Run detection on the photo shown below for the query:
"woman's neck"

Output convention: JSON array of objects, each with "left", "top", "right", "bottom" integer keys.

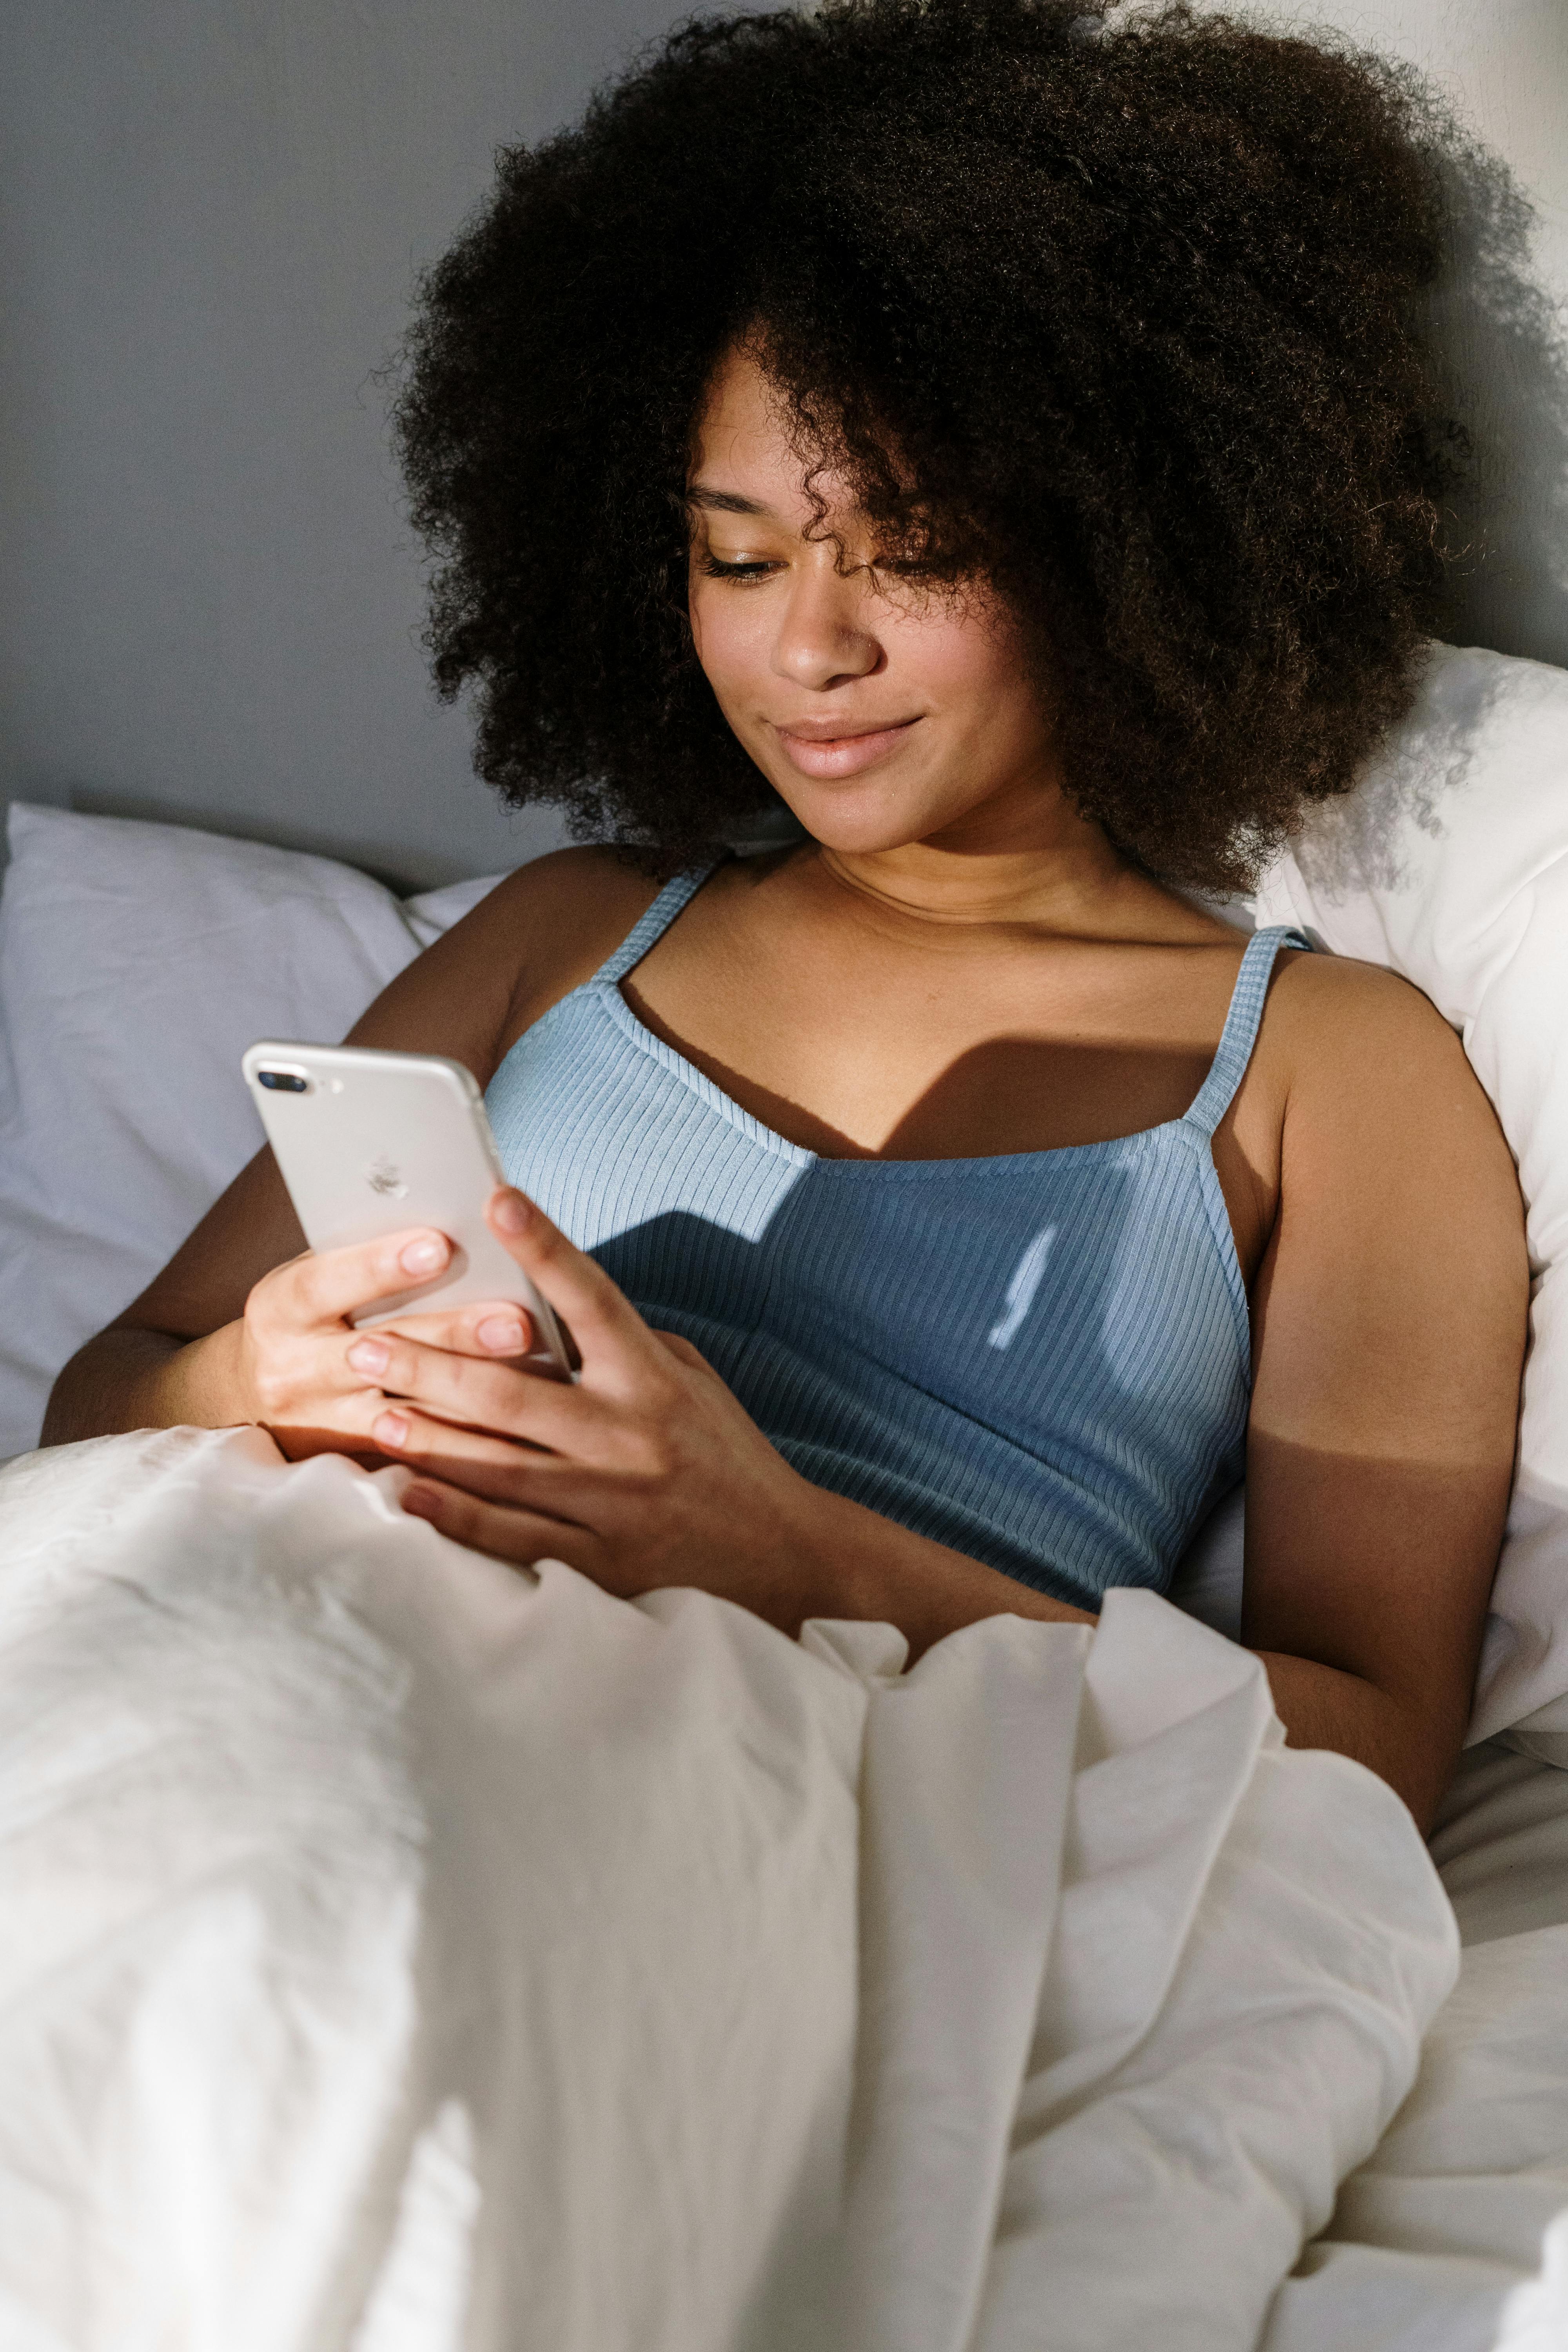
[{"left": 810, "top": 779, "right": 1156, "bottom": 939}]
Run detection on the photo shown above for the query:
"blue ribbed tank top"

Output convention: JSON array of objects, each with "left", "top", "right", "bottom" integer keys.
[{"left": 486, "top": 866, "right": 1307, "bottom": 1610}]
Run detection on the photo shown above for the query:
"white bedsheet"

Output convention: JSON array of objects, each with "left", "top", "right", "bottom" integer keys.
[
  {"left": 1434, "top": 1739, "right": 1568, "bottom": 1950},
  {"left": 0, "top": 1427, "right": 1459, "bottom": 2352},
  {"left": 1258, "top": 1747, "right": 1568, "bottom": 2352}
]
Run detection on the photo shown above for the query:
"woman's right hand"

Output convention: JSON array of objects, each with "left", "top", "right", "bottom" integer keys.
[{"left": 236, "top": 1228, "right": 537, "bottom": 1461}]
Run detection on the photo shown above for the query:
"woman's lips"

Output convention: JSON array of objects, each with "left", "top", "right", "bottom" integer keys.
[{"left": 772, "top": 717, "right": 922, "bottom": 779}]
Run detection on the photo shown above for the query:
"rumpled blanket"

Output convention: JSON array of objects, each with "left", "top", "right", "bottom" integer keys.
[{"left": 0, "top": 1426, "right": 1457, "bottom": 2351}]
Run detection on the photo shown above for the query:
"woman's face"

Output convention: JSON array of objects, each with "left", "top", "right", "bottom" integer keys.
[{"left": 686, "top": 346, "right": 1063, "bottom": 857}]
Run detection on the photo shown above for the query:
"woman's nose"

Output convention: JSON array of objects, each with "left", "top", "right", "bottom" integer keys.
[{"left": 769, "top": 559, "right": 884, "bottom": 691}]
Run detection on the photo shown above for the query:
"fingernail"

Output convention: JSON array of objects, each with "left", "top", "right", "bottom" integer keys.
[
  {"left": 347, "top": 1338, "right": 390, "bottom": 1376},
  {"left": 374, "top": 1411, "right": 410, "bottom": 1446},
  {"left": 477, "top": 1314, "right": 526, "bottom": 1354},
  {"left": 401, "top": 1484, "right": 440, "bottom": 1522},
  {"left": 492, "top": 1191, "right": 529, "bottom": 1235},
  {"left": 401, "top": 1234, "right": 448, "bottom": 1276}
]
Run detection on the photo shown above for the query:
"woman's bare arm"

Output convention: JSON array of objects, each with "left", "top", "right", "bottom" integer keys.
[
  {"left": 1236, "top": 956, "right": 1528, "bottom": 1829},
  {"left": 42, "top": 849, "right": 653, "bottom": 1445}
]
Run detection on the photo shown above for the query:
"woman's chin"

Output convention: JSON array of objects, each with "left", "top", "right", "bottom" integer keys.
[
  {"left": 785, "top": 811, "right": 939, "bottom": 858},
  {"left": 771, "top": 778, "right": 960, "bottom": 859}
]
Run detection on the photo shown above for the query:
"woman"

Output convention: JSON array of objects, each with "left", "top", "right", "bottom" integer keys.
[{"left": 46, "top": 0, "right": 1527, "bottom": 1831}]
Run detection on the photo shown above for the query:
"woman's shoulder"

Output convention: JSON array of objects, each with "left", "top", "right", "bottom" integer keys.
[
  {"left": 483, "top": 843, "right": 661, "bottom": 964},
  {"left": 1259, "top": 946, "right": 1507, "bottom": 1180},
  {"left": 465, "top": 846, "right": 667, "bottom": 1057},
  {"left": 348, "top": 846, "right": 663, "bottom": 1085},
  {"left": 1265, "top": 945, "right": 1465, "bottom": 1079}
]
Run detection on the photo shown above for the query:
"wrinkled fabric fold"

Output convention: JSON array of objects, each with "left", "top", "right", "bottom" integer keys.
[{"left": 0, "top": 1429, "right": 1455, "bottom": 2351}]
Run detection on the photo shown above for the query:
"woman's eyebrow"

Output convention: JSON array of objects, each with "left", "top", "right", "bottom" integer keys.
[{"left": 686, "top": 483, "right": 773, "bottom": 515}]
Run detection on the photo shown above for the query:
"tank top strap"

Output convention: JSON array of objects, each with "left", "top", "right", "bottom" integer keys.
[
  {"left": 591, "top": 858, "right": 726, "bottom": 986},
  {"left": 1181, "top": 924, "right": 1312, "bottom": 1140}
]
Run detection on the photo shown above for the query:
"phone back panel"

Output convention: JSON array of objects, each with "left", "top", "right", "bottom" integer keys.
[{"left": 242, "top": 1041, "right": 570, "bottom": 1363}]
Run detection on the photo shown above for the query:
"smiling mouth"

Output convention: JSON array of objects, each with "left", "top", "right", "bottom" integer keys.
[{"left": 772, "top": 716, "right": 922, "bottom": 779}]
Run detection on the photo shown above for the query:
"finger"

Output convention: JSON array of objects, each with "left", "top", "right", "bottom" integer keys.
[
  {"left": 258, "top": 1229, "right": 454, "bottom": 1330},
  {"left": 485, "top": 1190, "right": 656, "bottom": 1373},
  {"left": 372, "top": 1406, "right": 527, "bottom": 1473},
  {"left": 345, "top": 1329, "right": 600, "bottom": 1453},
  {"left": 373, "top": 1302, "right": 536, "bottom": 1360},
  {"left": 252, "top": 1372, "right": 436, "bottom": 1459},
  {"left": 400, "top": 1475, "right": 596, "bottom": 1574},
  {"left": 370, "top": 1403, "right": 606, "bottom": 1501}
]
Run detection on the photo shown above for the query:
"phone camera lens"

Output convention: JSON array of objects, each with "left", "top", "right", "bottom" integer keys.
[{"left": 258, "top": 1069, "right": 309, "bottom": 1093}]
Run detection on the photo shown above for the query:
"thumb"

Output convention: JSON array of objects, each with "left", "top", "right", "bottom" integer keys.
[{"left": 485, "top": 1188, "right": 650, "bottom": 1372}]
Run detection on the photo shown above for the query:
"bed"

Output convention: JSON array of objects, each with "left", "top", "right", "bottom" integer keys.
[{"left": 2, "top": 637, "right": 1567, "bottom": 2349}]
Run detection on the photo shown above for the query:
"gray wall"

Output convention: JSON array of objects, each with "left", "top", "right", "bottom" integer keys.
[
  {"left": 0, "top": 0, "right": 723, "bottom": 887},
  {"left": 2, "top": 0, "right": 1564, "bottom": 889}
]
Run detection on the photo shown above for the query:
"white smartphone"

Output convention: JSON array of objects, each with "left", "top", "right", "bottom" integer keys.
[{"left": 241, "top": 1040, "right": 574, "bottom": 1376}]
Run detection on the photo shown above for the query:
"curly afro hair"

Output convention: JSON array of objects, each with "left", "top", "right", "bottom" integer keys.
[{"left": 396, "top": 0, "right": 1469, "bottom": 889}]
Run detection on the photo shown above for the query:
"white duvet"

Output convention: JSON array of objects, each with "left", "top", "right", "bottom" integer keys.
[{"left": 0, "top": 1428, "right": 1461, "bottom": 2351}]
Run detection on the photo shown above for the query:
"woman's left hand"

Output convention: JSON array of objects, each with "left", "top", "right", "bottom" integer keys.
[{"left": 355, "top": 1187, "right": 841, "bottom": 1628}]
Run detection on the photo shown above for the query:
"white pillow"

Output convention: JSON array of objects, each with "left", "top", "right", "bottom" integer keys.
[
  {"left": 1253, "top": 643, "right": 1568, "bottom": 1755},
  {"left": 0, "top": 805, "right": 499, "bottom": 1463}
]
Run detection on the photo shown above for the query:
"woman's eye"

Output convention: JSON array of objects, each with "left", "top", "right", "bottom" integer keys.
[{"left": 697, "top": 553, "right": 777, "bottom": 582}]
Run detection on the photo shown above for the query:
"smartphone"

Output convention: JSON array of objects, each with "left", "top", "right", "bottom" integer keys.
[{"left": 241, "top": 1040, "right": 574, "bottom": 1376}]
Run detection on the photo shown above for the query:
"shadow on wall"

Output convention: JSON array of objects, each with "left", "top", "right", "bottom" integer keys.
[{"left": 1428, "top": 132, "right": 1568, "bottom": 671}]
